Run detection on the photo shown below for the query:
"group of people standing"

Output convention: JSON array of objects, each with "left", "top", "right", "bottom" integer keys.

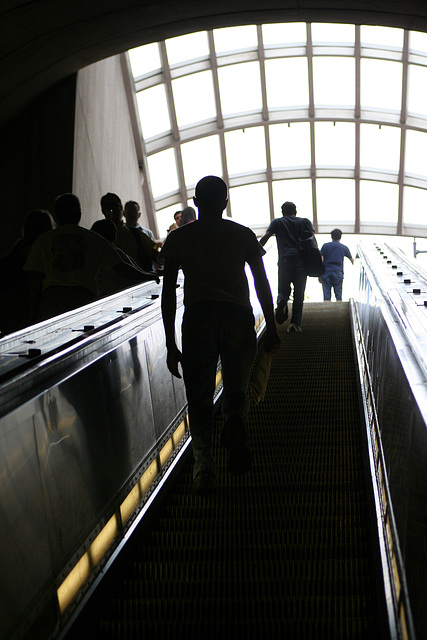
[{"left": 0, "top": 192, "right": 164, "bottom": 334}]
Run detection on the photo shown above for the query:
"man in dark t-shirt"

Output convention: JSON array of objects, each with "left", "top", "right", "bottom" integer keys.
[
  {"left": 160, "top": 176, "right": 280, "bottom": 495},
  {"left": 260, "top": 201, "right": 315, "bottom": 331}
]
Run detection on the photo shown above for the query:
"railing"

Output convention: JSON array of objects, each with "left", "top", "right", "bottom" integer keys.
[{"left": 355, "top": 242, "right": 427, "bottom": 640}]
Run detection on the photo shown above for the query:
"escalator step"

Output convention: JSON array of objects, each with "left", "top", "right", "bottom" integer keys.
[{"left": 66, "top": 303, "right": 387, "bottom": 639}]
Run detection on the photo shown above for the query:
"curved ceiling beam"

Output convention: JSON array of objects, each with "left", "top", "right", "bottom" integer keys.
[{"left": 1, "top": 0, "right": 427, "bottom": 128}]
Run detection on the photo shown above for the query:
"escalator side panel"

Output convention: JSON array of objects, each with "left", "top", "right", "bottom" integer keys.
[
  {"left": 0, "top": 312, "right": 185, "bottom": 640},
  {"left": 144, "top": 305, "right": 186, "bottom": 442},
  {"left": 0, "top": 402, "right": 54, "bottom": 640},
  {"left": 357, "top": 294, "right": 427, "bottom": 640}
]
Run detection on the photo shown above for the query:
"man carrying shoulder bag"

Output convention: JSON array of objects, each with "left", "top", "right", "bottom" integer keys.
[{"left": 260, "top": 201, "right": 318, "bottom": 332}]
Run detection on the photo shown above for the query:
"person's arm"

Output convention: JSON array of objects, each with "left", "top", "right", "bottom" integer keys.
[
  {"left": 248, "top": 253, "right": 280, "bottom": 354},
  {"left": 318, "top": 254, "right": 325, "bottom": 283},
  {"left": 345, "top": 246, "right": 354, "bottom": 265},
  {"left": 259, "top": 230, "right": 273, "bottom": 247},
  {"left": 136, "top": 229, "right": 163, "bottom": 264},
  {"left": 161, "top": 258, "right": 182, "bottom": 378}
]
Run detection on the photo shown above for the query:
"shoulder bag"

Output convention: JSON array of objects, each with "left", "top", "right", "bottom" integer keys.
[{"left": 298, "top": 220, "right": 325, "bottom": 277}]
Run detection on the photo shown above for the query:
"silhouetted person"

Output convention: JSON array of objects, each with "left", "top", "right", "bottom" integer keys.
[
  {"left": 161, "top": 175, "right": 280, "bottom": 496},
  {"left": 167, "top": 210, "right": 182, "bottom": 233},
  {"left": 91, "top": 219, "right": 157, "bottom": 296},
  {"left": 124, "top": 200, "right": 156, "bottom": 242},
  {"left": 101, "top": 192, "right": 160, "bottom": 272},
  {"left": 320, "top": 228, "right": 354, "bottom": 301},
  {"left": 91, "top": 219, "right": 138, "bottom": 265},
  {"left": 1, "top": 209, "right": 54, "bottom": 286},
  {"left": 180, "top": 206, "right": 196, "bottom": 226},
  {"left": 24, "top": 193, "right": 157, "bottom": 322},
  {"left": 0, "top": 209, "right": 54, "bottom": 333},
  {"left": 260, "top": 201, "right": 315, "bottom": 332}
]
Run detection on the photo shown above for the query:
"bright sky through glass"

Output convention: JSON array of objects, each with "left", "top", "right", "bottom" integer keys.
[
  {"left": 225, "top": 127, "right": 267, "bottom": 175},
  {"left": 181, "top": 136, "right": 222, "bottom": 186},
  {"left": 128, "top": 22, "right": 427, "bottom": 239}
]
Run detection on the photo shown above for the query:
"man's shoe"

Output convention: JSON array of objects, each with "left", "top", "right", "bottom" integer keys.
[
  {"left": 275, "top": 302, "right": 288, "bottom": 325},
  {"left": 287, "top": 323, "right": 302, "bottom": 332},
  {"left": 193, "top": 469, "right": 216, "bottom": 496}
]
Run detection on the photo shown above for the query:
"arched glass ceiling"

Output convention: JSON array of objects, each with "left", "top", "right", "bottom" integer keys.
[{"left": 128, "top": 23, "right": 427, "bottom": 238}]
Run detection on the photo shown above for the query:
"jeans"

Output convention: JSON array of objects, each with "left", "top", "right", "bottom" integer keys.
[
  {"left": 321, "top": 270, "right": 343, "bottom": 300},
  {"left": 277, "top": 255, "right": 307, "bottom": 327},
  {"left": 181, "top": 301, "right": 257, "bottom": 478}
]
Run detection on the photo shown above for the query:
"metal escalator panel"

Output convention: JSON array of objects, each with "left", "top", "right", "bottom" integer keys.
[{"left": 65, "top": 302, "right": 389, "bottom": 639}]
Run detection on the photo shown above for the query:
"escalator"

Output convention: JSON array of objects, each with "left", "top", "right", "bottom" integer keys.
[{"left": 63, "top": 302, "right": 390, "bottom": 639}]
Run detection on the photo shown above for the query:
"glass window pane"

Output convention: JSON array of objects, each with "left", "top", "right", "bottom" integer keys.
[
  {"left": 361, "top": 59, "right": 402, "bottom": 111},
  {"left": 403, "top": 186, "right": 427, "bottom": 226},
  {"left": 156, "top": 203, "right": 184, "bottom": 239},
  {"left": 360, "top": 25, "right": 404, "bottom": 48},
  {"left": 229, "top": 182, "right": 270, "bottom": 226},
  {"left": 166, "top": 31, "right": 209, "bottom": 65},
  {"left": 405, "top": 129, "right": 427, "bottom": 177},
  {"left": 172, "top": 71, "right": 216, "bottom": 127},
  {"left": 262, "top": 23, "right": 307, "bottom": 46},
  {"left": 272, "top": 179, "right": 313, "bottom": 220},
  {"left": 218, "top": 62, "right": 262, "bottom": 116},
  {"left": 316, "top": 179, "right": 355, "bottom": 223},
  {"left": 407, "top": 64, "right": 427, "bottom": 117},
  {"left": 360, "top": 181, "right": 398, "bottom": 224},
  {"left": 311, "top": 23, "right": 355, "bottom": 44},
  {"left": 313, "top": 58, "right": 355, "bottom": 106},
  {"left": 136, "top": 85, "right": 171, "bottom": 139},
  {"left": 270, "top": 122, "right": 311, "bottom": 168},
  {"left": 213, "top": 25, "right": 258, "bottom": 53},
  {"left": 265, "top": 58, "right": 309, "bottom": 108},
  {"left": 181, "top": 136, "right": 222, "bottom": 187},
  {"left": 129, "top": 43, "right": 161, "bottom": 77},
  {"left": 147, "top": 148, "right": 179, "bottom": 198},
  {"left": 410, "top": 30, "right": 427, "bottom": 54},
  {"left": 360, "top": 124, "right": 401, "bottom": 172},
  {"left": 315, "top": 122, "right": 354, "bottom": 166},
  {"left": 225, "top": 127, "right": 266, "bottom": 175}
]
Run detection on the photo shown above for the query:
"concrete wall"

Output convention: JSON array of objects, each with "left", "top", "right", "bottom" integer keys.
[
  {"left": 0, "top": 76, "right": 76, "bottom": 256},
  {"left": 73, "top": 55, "right": 146, "bottom": 230},
  {"left": 0, "top": 53, "right": 147, "bottom": 256}
]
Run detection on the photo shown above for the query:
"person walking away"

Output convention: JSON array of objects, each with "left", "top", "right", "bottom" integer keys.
[
  {"left": 160, "top": 176, "right": 280, "bottom": 496},
  {"left": 260, "top": 201, "right": 315, "bottom": 332},
  {"left": 320, "top": 228, "right": 354, "bottom": 301}
]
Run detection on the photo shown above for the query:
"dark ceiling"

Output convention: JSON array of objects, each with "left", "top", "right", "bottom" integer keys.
[{"left": 2, "top": 0, "right": 427, "bottom": 129}]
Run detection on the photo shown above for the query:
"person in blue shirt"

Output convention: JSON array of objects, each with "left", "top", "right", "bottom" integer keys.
[{"left": 320, "top": 229, "right": 354, "bottom": 301}]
